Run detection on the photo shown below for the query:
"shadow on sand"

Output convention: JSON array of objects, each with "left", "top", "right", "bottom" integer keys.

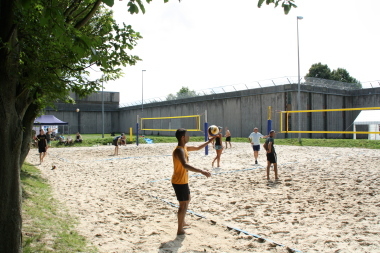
[
  {"left": 158, "top": 235, "right": 185, "bottom": 253},
  {"left": 266, "top": 179, "right": 282, "bottom": 188}
]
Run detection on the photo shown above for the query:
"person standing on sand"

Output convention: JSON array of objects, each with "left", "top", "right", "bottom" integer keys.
[
  {"left": 212, "top": 126, "right": 223, "bottom": 168},
  {"left": 265, "top": 130, "right": 278, "bottom": 181},
  {"left": 248, "top": 127, "right": 268, "bottom": 164},
  {"left": 172, "top": 128, "right": 215, "bottom": 235},
  {"left": 46, "top": 129, "right": 51, "bottom": 152},
  {"left": 36, "top": 129, "right": 47, "bottom": 164},
  {"left": 224, "top": 127, "right": 232, "bottom": 149}
]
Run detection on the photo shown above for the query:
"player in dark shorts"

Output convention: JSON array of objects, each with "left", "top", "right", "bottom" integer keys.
[
  {"left": 113, "top": 133, "right": 125, "bottom": 155},
  {"left": 265, "top": 130, "right": 278, "bottom": 180},
  {"left": 46, "top": 129, "right": 51, "bottom": 150},
  {"left": 224, "top": 127, "right": 232, "bottom": 149},
  {"left": 212, "top": 126, "right": 223, "bottom": 168},
  {"left": 172, "top": 128, "right": 215, "bottom": 235},
  {"left": 172, "top": 184, "right": 190, "bottom": 202},
  {"left": 36, "top": 129, "right": 47, "bottom": 164}
]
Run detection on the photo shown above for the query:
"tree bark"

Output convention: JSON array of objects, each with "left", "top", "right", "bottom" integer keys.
[
  {"left": 0, "top": 54, "right": 23, "bottom": 253},
  {"left": 0, "top": 0, "right": 23, "bottom": 252},
  {"left": 20, "top": 105, "right": 38, "bottom": 168},
  {"left": 74, "top": 0, "right": 102, "bottom": 29}
]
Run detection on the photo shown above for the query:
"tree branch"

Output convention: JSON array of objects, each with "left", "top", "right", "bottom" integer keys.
[
  {"left": 74, "top": 0, "right": 102, "bottom": 29},
  {"left": 64, "top": 0, "right": 83, "bottom": 18},
  {"left": 71, "top": 4, "right": 93, "bottom": 24}
]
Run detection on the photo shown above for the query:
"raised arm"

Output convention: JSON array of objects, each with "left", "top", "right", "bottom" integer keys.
[
  {"left": 173, "top": 148, "right": 211, "bottom": 177},
  {"left": 187, "top": 136, "right": 216, "bottom": 152}
]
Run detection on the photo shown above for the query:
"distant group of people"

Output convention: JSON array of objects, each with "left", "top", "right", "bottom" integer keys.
[
  {"left": 57, "top": 132, "right": 82, "bottom": 145},
  {"left": 34, "top": 128, "right": 127, "bottom": 160},
  {"left": 208, "top": 126, "right": 277, "bottom": 181},
  {"left": 33, "top": 129, "right": 83, "bottom": 164},
  {"left": 248, "top": 128, "right": 278, "bottom": 180},
  {"left": 171, "top": 127, "right": 278, "bottom": 235}
]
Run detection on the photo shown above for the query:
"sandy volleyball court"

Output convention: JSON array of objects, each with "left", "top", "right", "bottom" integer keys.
[{"left": 26, "top": 142, "right": 380, "bottom": 252}]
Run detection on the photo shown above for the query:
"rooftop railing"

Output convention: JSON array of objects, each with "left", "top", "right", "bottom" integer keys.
[{"left": 119, "top": 76, "right": 379, "bottom": 108}]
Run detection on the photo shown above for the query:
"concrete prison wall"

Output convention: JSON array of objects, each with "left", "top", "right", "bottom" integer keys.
[
  {"left": 43, "top": 85, "right": 380, "bottom": 139},
  {"left": 119, "top": 84, "right": 380, "bottom": 139}
]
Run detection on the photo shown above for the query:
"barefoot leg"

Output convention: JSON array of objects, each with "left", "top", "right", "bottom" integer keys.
[{"left": 177, "top": 200, "right": 189, "bottom": 235}]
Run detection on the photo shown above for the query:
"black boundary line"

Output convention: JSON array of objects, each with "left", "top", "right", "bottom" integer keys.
[
  {"left": 142, "top": 190, "right": 303, "bottom": 253},
  {"left": 50, "top": 150, "right": 171, "bottom": 164},
  {"left": 148, "top": 161, "right": 299, "bottom": 183},
  {"left": 148, "top": 149, "right": 368, "bottom": 183}
]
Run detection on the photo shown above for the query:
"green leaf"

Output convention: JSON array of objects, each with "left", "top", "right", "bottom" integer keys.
[
  {"left": 257, "top": 0, "right": 265, "bottom": 8},
  {"left": 102, "top": 0, "right": 114, "bottom": 7},
  {"left": 135, "top": 0, "right": 146, "bottom": 14},
  {"left": 127, "top": 2, "right": 139, "bottom": 14},
  {"left": 283, "top": 4, "right": 290, "bottom": 14}
]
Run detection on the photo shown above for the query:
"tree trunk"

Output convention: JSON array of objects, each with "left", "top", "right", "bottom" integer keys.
[
  {"left": 20, "top": 105, "right": 39, "bottom": 168},
  {"left": 0, "top": 0, "right": 23, "bottom": 252},
  {"left": 0, "top": 62, "right": 23, "bottom": 253}
]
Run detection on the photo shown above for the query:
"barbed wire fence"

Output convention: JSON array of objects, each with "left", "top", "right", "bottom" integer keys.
[{"left": 119, "top": 76, "right": 379, "bottom": 108}]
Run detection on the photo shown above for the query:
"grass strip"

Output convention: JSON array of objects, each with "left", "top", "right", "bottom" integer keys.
[{"left": 22, "top": 163, "right": 97, "bottom": 253}]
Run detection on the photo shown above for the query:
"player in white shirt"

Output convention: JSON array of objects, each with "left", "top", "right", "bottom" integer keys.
[{"left": 248, "top": 127, "right": 268, "bottom": 164}]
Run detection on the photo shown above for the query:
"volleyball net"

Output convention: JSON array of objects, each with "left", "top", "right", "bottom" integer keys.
[
  {"left": 140, "top": 114, "right": 201, "bottom": 132},
  {"left": 279, "top": 107, "right": 380, "bottom": 136},
  {"left": 137, "top": 113, "right": 211, "bottom": 154}
]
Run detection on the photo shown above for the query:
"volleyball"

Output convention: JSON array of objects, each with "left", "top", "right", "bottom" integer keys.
[{"left": 208, "top": 125, "right": 219, "bottom": 136}]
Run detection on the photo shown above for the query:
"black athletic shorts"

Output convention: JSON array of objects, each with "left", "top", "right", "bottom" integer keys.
[
  {"left": 112, "top": 139, "right": 118, "bottom": 146},
  {"left": 252, "top": 145, "right": 260, "bottom": 151},
  {"left": 38, "top": 146, "right": 46, "bottom": 153},
  {"left": 226, "top": 136, "right": 231, "bottom": 142},
  {"left": 172, "top": 183, "right": 190, "bottom": 201},
  {"left": 266, "top": 152, "right": 277, "bottom": 163}
]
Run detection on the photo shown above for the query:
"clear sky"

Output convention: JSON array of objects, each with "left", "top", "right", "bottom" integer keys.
[{"left": 98, "top": 0, "right": 380, "bottom": 106}]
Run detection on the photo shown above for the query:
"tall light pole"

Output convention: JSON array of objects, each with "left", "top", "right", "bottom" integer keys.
[
  {"left": 142, "top": 70, "right": 146, "bottom": 114},
  {"left": 297, "top": 16, "right": 303, "bottom": 143}
]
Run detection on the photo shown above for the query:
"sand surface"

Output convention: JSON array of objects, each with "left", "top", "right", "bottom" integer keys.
[{"left": 26, "top": 142, "right": 380, "bottom": 252}]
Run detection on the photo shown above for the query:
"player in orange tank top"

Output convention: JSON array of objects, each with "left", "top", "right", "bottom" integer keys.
[{"left": 172, "top": 128, "right": 215, "bottom": 235}]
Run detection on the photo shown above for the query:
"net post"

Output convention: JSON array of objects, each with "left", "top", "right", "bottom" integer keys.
[
  {"left": 286, "top": 112, "right": 289, "bottom": 132},
  {"left": 129, "top": 127, "right": 132, "bottom": 142},
  {"left": 204, "top": 122, "right": 209, "bottom": 156},
  {"left": 205, "top": 110, "right": 208, "bottom": 156},
  {"left": 136, "top": 115, "right": 139, "bottom": 146},
  {"left": 267, "top": 106, "right": 272, "bottom": 135}
]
